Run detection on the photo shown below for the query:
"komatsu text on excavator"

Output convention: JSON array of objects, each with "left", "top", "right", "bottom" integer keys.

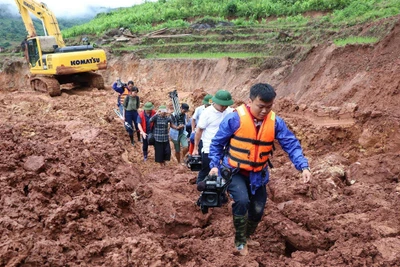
[{"left": 15, "top": 0, "right": 107, "bottom": 96}]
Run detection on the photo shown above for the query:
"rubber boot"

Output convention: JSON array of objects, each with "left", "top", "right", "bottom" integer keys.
[
  {"left": 143, "top": 151, "right": 148, "bottom": 161},
  {"left": 129, "top": 133, "right": 135, "bottom": 146},
  {"left": 137, "top": 131, "right": 142, "bottom": 142},
  {"left": 246, "top": 219, "right": 260, "bottom": 247},
  {"left": 233, "top": 215, "right": 248, "bottom": 256}
]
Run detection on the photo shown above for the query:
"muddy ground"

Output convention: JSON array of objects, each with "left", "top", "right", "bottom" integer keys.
[{"left": 1, "top": 18, "right": 400, "bottom": 267}]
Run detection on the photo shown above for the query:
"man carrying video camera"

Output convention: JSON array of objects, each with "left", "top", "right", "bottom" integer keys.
[
  {"left": 208, "top": 83, "right": 312, "bottom": 256},
  {"left": 192, "top": 90, "right": 234, "bottom": 184}
]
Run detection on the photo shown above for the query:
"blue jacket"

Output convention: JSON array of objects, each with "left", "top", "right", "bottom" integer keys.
[
  {"left": 112, "top": 82, "right": 124, "bottom": 94},
  {"left": 112, "top": 82, "right": 125, "bottom": 106},
  {"left": 209, "top": 111, "right": 309, "bottom": 194}
]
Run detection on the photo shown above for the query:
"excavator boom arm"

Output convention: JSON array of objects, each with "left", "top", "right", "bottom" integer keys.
[{"left": 14, "top": 0, "right": 65, "bottom": 47}]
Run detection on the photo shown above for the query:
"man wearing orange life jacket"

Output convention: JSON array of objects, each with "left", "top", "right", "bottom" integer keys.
[
  {"left": 112, "top": 79, "right": 135, "bottom": 115},
  {"left": 137, "top": 102, "right": 156, "bottom": 161},
  {"left": 208, "top": 83, "right": 312, "bottom": 256}
]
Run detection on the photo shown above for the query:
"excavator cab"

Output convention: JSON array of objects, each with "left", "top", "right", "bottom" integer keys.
[
  {"left": 26, "top": 38, "right": 40, "bottom": 67},
  {"left": 26, "top": 36, "right": 58, "bottom": 68}
]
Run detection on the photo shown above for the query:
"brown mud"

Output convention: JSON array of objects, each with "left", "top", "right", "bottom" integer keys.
[{"left": 0, "top": 18, "right": 400, "bottom": 267}]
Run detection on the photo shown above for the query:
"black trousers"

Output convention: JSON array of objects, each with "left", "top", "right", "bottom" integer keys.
[
  {"left": 196, "top": 152, "right": 211, "bottom": 184},
  {"left": 154, "top": 141, "right": 171, "bottom": 163},
  {"left": 228, "top": 173, "right": 267, "bottom": 220}
]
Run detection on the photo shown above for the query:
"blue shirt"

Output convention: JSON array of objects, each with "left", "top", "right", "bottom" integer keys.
[
  {"left": 112, "top": 82, "right": 124, "bottom": 94},
  {"left": 112, "top": 82, "right": 128, "bottom": 106}
]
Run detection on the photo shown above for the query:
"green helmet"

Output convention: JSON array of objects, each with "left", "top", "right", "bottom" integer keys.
[
  {"left": 143, "top": 102, "right": 154, "bottom": 110},
  {"left": 202, "top": 94, "right": 213, "bottom": 105},
  {"left": 211, "top": 90, "right": 234, "bottom": 106}
]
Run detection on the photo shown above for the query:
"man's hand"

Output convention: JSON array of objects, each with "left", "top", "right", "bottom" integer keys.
[
  {"left": 209, "top": 167, "right": 218, "bottom": 176},
  {"left": 302, "top": 169, "right": 312, "bottom": 183},
  {"left": 192, "top": 147, "right": 198, "bottom": 156}
]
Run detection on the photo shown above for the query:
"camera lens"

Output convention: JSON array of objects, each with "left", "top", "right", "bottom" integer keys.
[
  {"left": 221, "top": 167, "right": 232, "bottom": 179},
  {"left": 206, "top": 194, "right": 216, "bottom": 203}
]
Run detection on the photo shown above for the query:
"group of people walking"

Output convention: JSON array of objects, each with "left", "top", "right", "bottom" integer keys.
[
  {"left": 112, "top": 79, "right": 312, "bottom": 256},
  {"left": 112, "top": 79, "right": 190, "bottom": 165}
]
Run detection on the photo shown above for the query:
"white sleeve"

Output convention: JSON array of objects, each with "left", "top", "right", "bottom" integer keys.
[
  {"left": 193, "top": 107, "right": 200, "bottom": 121},
  {"left": 196, "top": 109, "right": 208, "bottom": 130}
]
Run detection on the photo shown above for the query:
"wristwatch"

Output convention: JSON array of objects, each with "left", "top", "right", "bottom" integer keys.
[{"left": 301, "top": 167, "right": 311, "bottom": 172}]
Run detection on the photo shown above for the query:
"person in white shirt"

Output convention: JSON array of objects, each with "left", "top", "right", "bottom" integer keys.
[
  {"left": 191, "top": 94, "right": 213, "bottom": 130},
  {"left": 193, "top": 90, "right": 234, "bottom": 184},
  {"left": 190, "top": 94, "right": 213, "bottom": 155}
]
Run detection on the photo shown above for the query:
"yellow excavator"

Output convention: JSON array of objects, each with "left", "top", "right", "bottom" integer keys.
[{"left": 14, "top": 0, "right": 107, "bottom": 96}]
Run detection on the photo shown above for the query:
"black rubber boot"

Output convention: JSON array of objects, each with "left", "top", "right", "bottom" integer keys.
[
  {"left": 233, "top": 215, "right": 248, "bottom": 256},
  {"left": 246, "top": 219, "right": 261, "bottom": 247},
  {"left": 129, "top": 133, "right": 135, "bottom": 146},
  {"left": 233, "top": 215, "right": 247, "bottom": 247},
  {"left": 246, "top": 219, "right": 260, "bottom": 238}
]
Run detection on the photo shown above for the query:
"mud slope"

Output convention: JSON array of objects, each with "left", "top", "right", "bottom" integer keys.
[{"left": 1, "top": 19, "right": 400, "bottom": 266}]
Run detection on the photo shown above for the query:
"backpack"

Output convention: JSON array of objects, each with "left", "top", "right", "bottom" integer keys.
[{"left": 124, "top": 95, "right": 139, "bottom": 109}]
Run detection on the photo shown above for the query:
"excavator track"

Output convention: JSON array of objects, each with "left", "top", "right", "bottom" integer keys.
[
  {"left": 56, "top": 72, "right": 104, "bottom": 89},
  {"left": 81, "top": 72, "right": 105, "bottom": 89},
  {"left": 30, "top": 76, "right": 61, "bottom": 97}
]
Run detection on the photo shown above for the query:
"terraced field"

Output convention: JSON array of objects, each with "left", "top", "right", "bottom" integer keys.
[{"left": 104, "top": 16, "right": 396, "bottom": 60}]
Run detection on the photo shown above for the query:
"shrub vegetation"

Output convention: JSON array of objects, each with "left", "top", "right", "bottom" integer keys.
[{"left": 63, "top": 0, "right": 400, "bottom": 37}]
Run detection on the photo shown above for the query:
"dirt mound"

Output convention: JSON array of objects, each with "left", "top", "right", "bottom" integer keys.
[
  {"left": 0, "top": 57, "right": 30, "bottom": 92},
  {"left": 1, "top": 18, "right": 400, "bottom": 266}
]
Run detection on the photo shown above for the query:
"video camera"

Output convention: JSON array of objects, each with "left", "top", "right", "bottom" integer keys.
[
  {"left": 196, "top": 167, "right": 232, "bottom": 214},
  {"left": 117, "top": 78, "right": 127, "bottom": 88},
  {"left": 185, "top": 155, "right": 202, "bottom": 171},
  {"left": 168, "top": 90, "right": 185, "bottom": 125}
]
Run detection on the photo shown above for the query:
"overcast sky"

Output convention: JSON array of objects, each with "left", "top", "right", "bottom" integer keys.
[{"left": 1, "top": 0, "right": 152, "bottom": 17}]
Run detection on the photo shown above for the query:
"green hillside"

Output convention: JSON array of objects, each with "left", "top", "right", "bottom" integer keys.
[
  {"left": 63, "top": 0, "right": 400, "bottom": 37},
  {"left": 2, "top": 0, "right": 399, "bottom": 59},
  {"left": 59, "top": 0, "right": 400, "bottom": 60},
  {"left": 0, "top": 3, "right": 93, "bottom": 49}
]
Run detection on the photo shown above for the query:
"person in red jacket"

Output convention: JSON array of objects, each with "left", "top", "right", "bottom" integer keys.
[{"left": 137, "top": 102, "right": 156, "bottom": 161}]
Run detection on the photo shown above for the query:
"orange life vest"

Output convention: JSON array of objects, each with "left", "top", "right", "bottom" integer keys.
[
  {"left": 139, "top": 110, "right": 156, "bottom": 132},
  {"left": 228, "top": 104, "right": 275, "bottom": 172},
  {"left": 119, "top": 87, "right": 130, "bottom": 105}
]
